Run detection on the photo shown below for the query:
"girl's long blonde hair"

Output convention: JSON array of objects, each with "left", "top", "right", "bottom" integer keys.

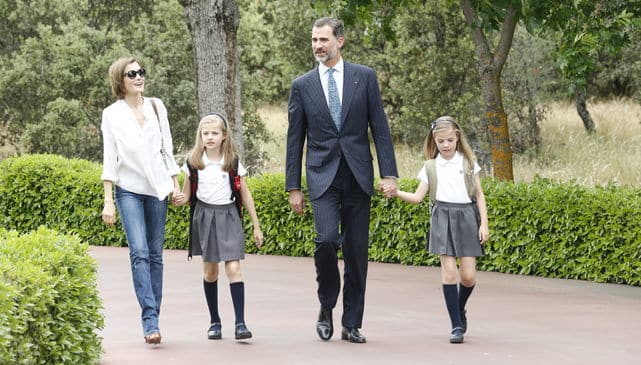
[
  {"left": 423, "top": 115, "right": 476, "bottom": 164},
  {"left": 187, "top": 114, "right": 237, "bottom": 171}
]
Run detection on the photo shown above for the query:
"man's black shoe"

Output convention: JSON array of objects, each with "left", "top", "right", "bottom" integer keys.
[
  {"left": 316, "top": 310, "right": 333, "bottom": 340},
  {"left": 341, "top": 327, "right": 366, "bottom": 343}
]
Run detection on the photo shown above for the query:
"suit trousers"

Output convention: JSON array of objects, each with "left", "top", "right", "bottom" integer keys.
[{"left": 310, "top": 157, "right": 371, "bottom": 328}]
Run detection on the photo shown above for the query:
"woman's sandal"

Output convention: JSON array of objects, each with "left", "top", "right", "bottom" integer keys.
[{"left": 144, "top": 332, "right": 162, "bottom": 344}]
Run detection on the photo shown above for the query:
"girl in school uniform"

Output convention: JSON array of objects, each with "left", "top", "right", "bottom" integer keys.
[
  {"left": 386, "top": 115, "right": 489, "bottom": 344},
  {"left": 173, "top": 113, "right": 263, "bottom": 340}
]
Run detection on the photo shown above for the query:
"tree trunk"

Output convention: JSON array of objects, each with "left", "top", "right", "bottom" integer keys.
[
  {"left": 179, "top": 0, "right": 244, "bottom": 155},
  {"left": 575, "top": 89, "right": 596, "bottom": 133},
  {"left": 460, "top": 0, "right": 515, "bottom": 181},
  {"left": 480, "top": 70, "right": 514, "bottom": 181}
]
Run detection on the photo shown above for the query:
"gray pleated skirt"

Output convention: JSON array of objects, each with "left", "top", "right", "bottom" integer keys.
[
  {"left": 191, "top": 200, "right": 245, "bottom": 263},
  {"left": 427, "top": 201, "right": 484, "bottom": 257}
]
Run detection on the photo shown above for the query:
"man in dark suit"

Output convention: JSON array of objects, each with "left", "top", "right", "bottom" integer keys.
[{"left": 286, "top": 17, "right": 398, "bottom": 344}]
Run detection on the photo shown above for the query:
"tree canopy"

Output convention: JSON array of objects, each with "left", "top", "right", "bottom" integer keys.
[{"left": 1, "top": 0, "right": 640, "bottom": 178}]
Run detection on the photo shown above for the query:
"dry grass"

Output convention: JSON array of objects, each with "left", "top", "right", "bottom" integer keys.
[
  {"left": 514, "top": 99, "right": 641, "bottom": 186},
  {"left": 260, "top": 99, "right": 641, "bottom": 186}
]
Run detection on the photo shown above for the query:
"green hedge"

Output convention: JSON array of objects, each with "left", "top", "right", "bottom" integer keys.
[
  {"left": 0, "top": 227, "right": 103, "bottom": 365},
  {"left": 1, "top": 154, "right": 640, "bottom": 285}
]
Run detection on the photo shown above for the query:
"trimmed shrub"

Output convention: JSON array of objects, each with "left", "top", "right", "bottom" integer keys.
[
  {"left": 0, "top": 154, "right": 123, "bottom": 247},
  {"left": 0, "top": 227, "right": 103, "bottom": 365},
  {"left": 1, "top": 154, "right": 640, "bottom": 286},
  {"left": 480, "top": 178, "right": 641, "bottom": 284}
]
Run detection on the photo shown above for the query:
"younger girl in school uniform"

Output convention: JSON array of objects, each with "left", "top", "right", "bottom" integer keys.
[
  {"left": 173, "top": 113, "right": 263, "bottom": 340},
  {"left": 386, "top": 115, "right": 489, "bottom": 344}
]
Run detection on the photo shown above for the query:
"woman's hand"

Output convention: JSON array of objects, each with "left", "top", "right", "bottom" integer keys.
[
  {"left": 172, "top": 192, "right": 187, "bottom": 206},
  {"left": 102, "top": 201, "right": 116, "bottom": 226}
]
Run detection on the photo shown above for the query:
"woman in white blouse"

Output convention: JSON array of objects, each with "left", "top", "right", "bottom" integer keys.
[{"left": 101, "top": 56, "right": 180, "bottom": 345}]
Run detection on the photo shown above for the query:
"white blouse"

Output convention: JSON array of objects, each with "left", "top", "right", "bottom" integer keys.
[
  {"left": 417, "top": 151, "right": 480, "bottom": 203},
  {"left": 101, "top": 97, "right": 180, "bottom": 200},
  {"left": 182, "top": 154, "right": 247, "bottom": 205}
]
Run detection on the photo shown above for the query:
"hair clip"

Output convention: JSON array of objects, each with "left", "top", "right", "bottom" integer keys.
[{"left": 430, "top": 121, "right": 436, "bottom": 130}]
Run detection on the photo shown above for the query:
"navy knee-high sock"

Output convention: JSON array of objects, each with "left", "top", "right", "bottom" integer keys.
[
  {"left": 443, "top": 284, "right": 462, "bottom": 329},
  {"left": 458, "top": 284, "right": 475, "bottom": 312},
  {"left": 203, "top": 279, "right": 221, "bottom": 324},
  {"left": 230, "top": 282, "right": 245, "bottom": 325}
]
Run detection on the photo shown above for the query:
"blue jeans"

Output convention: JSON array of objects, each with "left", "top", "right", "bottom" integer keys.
[{"left": 115, "top": 186, "right": 167, "bottom": 336}]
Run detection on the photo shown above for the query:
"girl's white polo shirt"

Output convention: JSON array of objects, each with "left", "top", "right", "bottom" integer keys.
[
  {"left": 182, "top": 154, "right": 247, "bottom": 205},
  {"left": 417, "top": 151, "right": 480, "bottom": 203}
]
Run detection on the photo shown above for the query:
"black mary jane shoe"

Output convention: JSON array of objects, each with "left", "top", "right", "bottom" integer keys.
[
  {"left": 341, "top": 327, "right": 366, "bottom": 343},
  {"left": 449, "top": 327, "right": 464, "bottom": 344},
  {"left": 316, "top": 310, "right": 333, "bottom": 341},
  {"left": 207, "top": 322, "right": 222, "bottom": 340},
  {"left": 235, "top": 322, "right": 253, "bottom": 340}
]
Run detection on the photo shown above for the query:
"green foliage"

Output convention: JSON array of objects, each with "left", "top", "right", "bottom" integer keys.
[
  {"left": 501, "top": 26, "right": 556, "bottom": 153},
  {"left": 382, "top": 1, "right": 482, "bottom": 146},
  {"left": 238, "top": 0, "right": 289, "bottom": 104},
  {"left": 533, "top": 0, "right": 641, "bottom": 93},
  {"left": 244, "top": 174, "right": 317, "bottom": 256},
  {"left": 0, "top": 154, "right": 127, "bottom": 246},
  {"left": 0, "top": 0, "right": 154, "bottom": 149},
  {"left": 0, "top": 0, "right": 270, "bottom": 173},
  {"left": 481, "top": 178, "right": 641, "bottom": 285},
  {"left": 126, "top": 0, "right": 197, "bottom": 153},
  {"left": 241, "top": 105, "right": 272, "bottom": 174},
  {"left": 22, "top": 98, "right": 102, "bottom": 159},
  {"left": 4, "top": 154, "right": 640, "bottom": 286},
  {"left": 239, "top": 0, "right": 320, "bottom": 104},
  {"left": 0, "top": 227, "right": 103, "bottom": 365},
  {"left": 595, "top": 20, "right": 641, "bottom": 98}
]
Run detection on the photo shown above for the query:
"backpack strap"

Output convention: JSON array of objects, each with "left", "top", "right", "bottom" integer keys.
[
  {"left": 227, "top": 155, "right": 243, "bottom": 218},
  {"left": 187, "top": 162, "right": 199, "bottom": 204},
  {"left": 425, "top": 159, "right": 437, "bottom": 205},
  {"left": 186, "top": 161, "right": 199, "bottom": 260},
  {"left": 463, "top": 158, "right": 477, "bottom": 202}
]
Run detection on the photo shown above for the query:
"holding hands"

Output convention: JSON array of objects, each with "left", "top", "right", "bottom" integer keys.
[
  {"left": 172, "top": 191, "right": 187, "bottom": 206},
  {"left": 380, "top": 177, "right": 397, "bottom": 199}
]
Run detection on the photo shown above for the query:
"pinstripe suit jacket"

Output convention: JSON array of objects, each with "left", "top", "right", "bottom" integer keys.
[{"left": 286, "top": 62, "right": 398, "bottom": 200}]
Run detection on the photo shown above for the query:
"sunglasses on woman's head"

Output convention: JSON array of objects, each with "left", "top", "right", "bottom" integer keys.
[{"left": 124, "top": 68, "right": 146, "bottom": 79}]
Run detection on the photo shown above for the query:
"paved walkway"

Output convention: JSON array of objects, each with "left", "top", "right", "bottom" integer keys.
[{"left": 92, "top": 246, "right": 641, "bottom": 365}]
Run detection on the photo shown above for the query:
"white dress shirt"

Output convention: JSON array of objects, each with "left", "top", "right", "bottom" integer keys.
[
  {"left": 101, "top": 97, "right": 180, "bottom": 200},
  {"left": 182, "top": 154, "right": 247, "bottom": 205},
  {"left": 318, "top": 58, "right": 344, "bottom": 106},
  {"left": 417, "top": 151, "right": 480, "bottom": 203}
]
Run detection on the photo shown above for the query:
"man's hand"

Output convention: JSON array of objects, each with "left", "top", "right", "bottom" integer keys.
[
  {"left": 379, "top": 177, "right": 398, "bottom": 198},
  {"left": 288, "top": 189, "right": 305, "bottom": 214}
]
